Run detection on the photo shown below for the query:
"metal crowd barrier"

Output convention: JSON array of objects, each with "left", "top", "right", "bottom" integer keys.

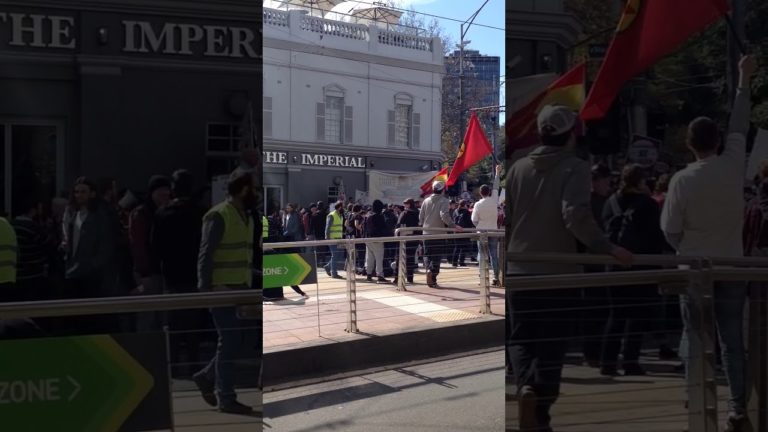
[
  {"left": 505, "top": 252, "right": 768, "bottom": 432},
  {"left": 265, "top": 230, "right": 504, "bottom": 334},
  {"left": 0, "top": 290, "right": 262, "bottom": 320}
]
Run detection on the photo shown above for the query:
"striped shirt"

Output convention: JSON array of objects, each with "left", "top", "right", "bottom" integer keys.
[{"left": 11, "top": 216, "right": 51, "bottom": 281}]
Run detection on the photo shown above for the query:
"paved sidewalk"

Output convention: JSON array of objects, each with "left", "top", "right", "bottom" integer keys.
[
  {"left": 264, "top": 263, "right": 505, "bottom": 350},
  {"left": 174, "top": 387, "right": 262, "bottom": 432},
  {"left": 507, "top": 359, "right": 734, "bottom": 432}
]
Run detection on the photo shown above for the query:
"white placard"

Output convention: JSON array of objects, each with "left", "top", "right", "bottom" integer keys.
[{"left": 367, "top": 170, "right": 437, "bottom": 204}]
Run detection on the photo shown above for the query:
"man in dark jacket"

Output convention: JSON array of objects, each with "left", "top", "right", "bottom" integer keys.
[
  {"left": 129, "top": 175, "right": 171, "bottom": 332},
  {"left": 153, "top": 170, "right": 207, "bottom": 369},
  {"left": 599, "top": 164, "right": 667, "bottom": 376},
  {"left": 506, "top": 105, "right": 633, "bottom": 431},
  {"left": 452, "top": 200, "right": 474, "bottom": 267},
  {"left": 312, "top": 201, "right": 328, "bottom": 265},
  {"left": 393, "top": 198, "right": 420, "bottom": 284},
  {"left": 364, "top": 200, "right": 389, "bottom": 283}
]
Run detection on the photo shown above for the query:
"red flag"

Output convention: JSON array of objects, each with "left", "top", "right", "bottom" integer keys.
[
  {"left": 447, "top": 113, "right": 492, "bottom": 187},
  {"left": 507, "top": 63, "right": 586, "bottom": 153},
  {"left": 420, "top": 167, "right": 448, "bottom": 197},
  {"left": 581, "top": 0, "right": 729, "bottom": 121}
]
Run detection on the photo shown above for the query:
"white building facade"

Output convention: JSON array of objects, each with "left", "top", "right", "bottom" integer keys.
[{"left": 262, "top": 5, "right": 444, "bottom": 212}]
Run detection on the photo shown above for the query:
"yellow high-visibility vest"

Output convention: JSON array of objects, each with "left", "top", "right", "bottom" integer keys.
[
  {"left": 207, "top": 202, "right": 254, "bottom": 287},
  {"left": 328, "top": 211, "right": 343, "bottom": 239},
  {"left": 0, "top": 217, "right": 17, "bottom": 284}
]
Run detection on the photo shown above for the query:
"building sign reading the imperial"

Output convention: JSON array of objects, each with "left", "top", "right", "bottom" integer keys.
[
  {"left": 264, "top": 151, "right": 366, "bottom": 169},
  {"left": 0, "top": 12, "right": 258, "bottom": 58}
]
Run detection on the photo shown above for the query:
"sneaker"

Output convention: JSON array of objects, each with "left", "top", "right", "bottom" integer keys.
[
  {"left": 302, "top": 294, "right": 310, "bottom": 299},
  {"left": 377, "top": 277, "right": 388, "bottom": 284},
  {"left": 192, "top": 373, "right": 217, "bottom": 407},
  {"left": 622, "top": 363, "right": 647, "bottom": 376},
  {"left": 426, "top": 271, "right": 435, "bottom": 287},
  {"left": 518, "top": 385, "right": 538, "bottom": 431},
  {"left": 406, "top": 276, "right": 414, "bottom": 284},
  {"left": 366, "top": 276, "right": 374, "bottom": 282},
  {"left": 219, "top": 400, "right": 254, "bottom": 415},
  {"left": 324, "top": 267, "right": 332, "bottom": 277},
  {"left": 331, "top": 274, "right": 344, "bottom": 279},
  {"left": 724, "top": 413, "right": 747, "bottom": 432},
  {"left": 492, "top": 279, "right": 501, "bottom": 287}
]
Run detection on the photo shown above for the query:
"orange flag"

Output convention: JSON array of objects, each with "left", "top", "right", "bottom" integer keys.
[
  {"left": 420, "top": 167, "right": 448, "bottom": 197},
  {"left": 447, "top": 113, "right": 492, "bottom": 187},
  {"left": 506, "top": 62, "right": 586, "bottom": 153},
  {"left": 581, "top": 0, "right": 729, "bottom": 121}
]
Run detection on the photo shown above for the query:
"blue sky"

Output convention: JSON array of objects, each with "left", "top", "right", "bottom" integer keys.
[{"left": 396, "top": 0, "right": 505, "bottom": 124}]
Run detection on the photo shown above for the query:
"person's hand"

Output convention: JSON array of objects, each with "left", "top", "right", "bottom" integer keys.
[
  {"left": 455, "top": 226, "right": 464, "bottom": 232},
  {"left": 740, "top": 55, "right": 757, "bottom": 78},
  {"left": 610, "top": 246, "right": 633, "bottom": 267},
  {"left": 495, "top": 164, "right": 502, "bottom": 177}
]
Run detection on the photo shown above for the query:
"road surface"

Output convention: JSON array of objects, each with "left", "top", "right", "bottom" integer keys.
[{"left": 263, "top": 349, "right": 505, "bottom": 432}]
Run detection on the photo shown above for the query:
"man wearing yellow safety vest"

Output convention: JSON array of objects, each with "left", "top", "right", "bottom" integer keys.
[
  {"left": 193, "top": 167, "right": 255, "bottom": 415},
  {"left": 0, "top": 216, "right": 18, "bottom": 302},
  {"left": 323, "top": 201, "right": 345, "bottom": 279}
]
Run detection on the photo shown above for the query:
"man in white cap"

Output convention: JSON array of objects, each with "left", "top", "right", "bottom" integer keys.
[
  {"left": 418, "top": 180, "right": 462, "bottom": 288},
  {"left": 505, "top": 104, "right": 633, "bottom": 431}
]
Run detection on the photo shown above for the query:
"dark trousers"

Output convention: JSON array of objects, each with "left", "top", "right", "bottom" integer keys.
[
  {"left": 355, "top": 242, "right": 366, "bottom": 272},
  {"left": 423, "top": 239, "right": 446, "bottom": 276},
  {"left": 581, "top": 286, "right": 610, "bottom": 363},
  {"left": 64, "top": 274, "right": 119, "bottom": 335},
  {"left": 507, "top": 286, "right": 575, "bottom": 427},
  {"left": 601, "top": 284, "right": 658, "bottom": 367},
  {"left": 452, "top": 239, "right": 470, "bottom": 265},
  {"left": 394, "top": 241, "right": 418, "bottom": 279}
]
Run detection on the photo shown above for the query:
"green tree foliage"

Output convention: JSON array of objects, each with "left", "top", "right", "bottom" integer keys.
[{"left": 566, "top": 0, "right": 767, "bottom": 165}]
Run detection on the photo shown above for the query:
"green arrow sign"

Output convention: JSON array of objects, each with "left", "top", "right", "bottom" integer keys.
[
  {"left": 263, "top": 253, "right": 316, "bottom": 288},
  {"left": 0, "top": 335, "right": 154, "bottom": 431}
]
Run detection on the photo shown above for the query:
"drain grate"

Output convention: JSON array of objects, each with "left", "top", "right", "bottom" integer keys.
[{"left": 421, "top": 310, "right": 479, "bottom": 322}]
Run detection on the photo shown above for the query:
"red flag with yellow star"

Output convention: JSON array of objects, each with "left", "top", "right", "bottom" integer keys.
[
  {"left": 581, "top": 0, "right": 730, "bottom": 121},
  {"left": 447, "top": 113, "right": 492, "bottom": 187}
]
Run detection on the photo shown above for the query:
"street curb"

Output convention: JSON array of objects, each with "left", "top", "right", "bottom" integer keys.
[{"left": 263, "top": 315, "right": 504, "bottom": 387}]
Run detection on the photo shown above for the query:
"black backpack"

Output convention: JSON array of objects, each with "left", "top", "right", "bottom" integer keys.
[{"left": 605, "top": 194, "right": 643, "bottom": 251}]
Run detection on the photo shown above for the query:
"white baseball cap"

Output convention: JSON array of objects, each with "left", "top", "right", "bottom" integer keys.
[
  {"left": 537, "top": 105, "right": 577, "bottom": 136},
  {"left": 432, "top": 181, "right": 445, "bottom": 192}
]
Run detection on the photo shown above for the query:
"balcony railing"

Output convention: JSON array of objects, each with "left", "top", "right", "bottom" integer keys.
[
  {"left": 300, "top": 14, "right": 368, "bottom": 41},
  {"left": 263, "top": 8, "right": 289, "bottom": 27},
  {"left": 263, "top": 7, "right": 440, "bottom": 57},
  {"left": 377, "top": 28, "right": 433, "bottom": 52}
]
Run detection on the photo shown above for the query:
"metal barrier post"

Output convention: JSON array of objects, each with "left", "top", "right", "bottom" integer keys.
[
  {"left": 687, "top": 259, "right": 719, "bottom": 432},
  {"left": 479, "top": 233, "right": 491, "bottom": 314},
  {"left": 344, "top": 243, "right": 358, "bottom": 333},
  {"left": 397, "top": 238, "right": 407, "bottom": 292},
  {"left": 748, "top": 275, "right": 768, "bottom": 431}
]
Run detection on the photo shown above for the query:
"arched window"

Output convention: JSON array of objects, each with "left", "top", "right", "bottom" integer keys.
[
  {"left": 316, "top": 84, "right": 352, "bottom": 144},
  {"left": 387, "top": 93, "right": 420, "bottom": 148}
]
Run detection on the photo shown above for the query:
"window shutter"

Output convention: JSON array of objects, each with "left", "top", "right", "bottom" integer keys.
[
  {"left": 263, "top": 97, "right": 273, "bottom": 138},
  {"left": 344, "top": 105, "right": 353, "bottom": 144},
  {"left": 411, "top": 112, "right": 420, "bottom": 149},
  {"left": 316, "top": 102, "right": 325, "bottom": 141},
  {"left": 387, "top": 110, "right": 395, "bottom": 147}
]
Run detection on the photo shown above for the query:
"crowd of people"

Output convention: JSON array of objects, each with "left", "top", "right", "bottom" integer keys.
[
  {"left": 506, "top": 55, "right": 757, "bottom": 432},
  {"left": 263, "top": 165, "right": 504, "bottom": 299},
  {"left": 0, "top": 164, "right": 259, "bottom": 414}
]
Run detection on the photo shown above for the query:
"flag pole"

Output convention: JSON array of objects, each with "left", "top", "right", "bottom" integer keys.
[{"left": 723, "top": 13, "right": 746, "bottom": 55}]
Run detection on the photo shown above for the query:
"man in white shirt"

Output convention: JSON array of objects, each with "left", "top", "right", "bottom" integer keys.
[
  {"left": 471, "top": 164, "right": 502, "bottom": 286},
  {"left": 661, "top": 55, "right": 755, "bottom": 432}
]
